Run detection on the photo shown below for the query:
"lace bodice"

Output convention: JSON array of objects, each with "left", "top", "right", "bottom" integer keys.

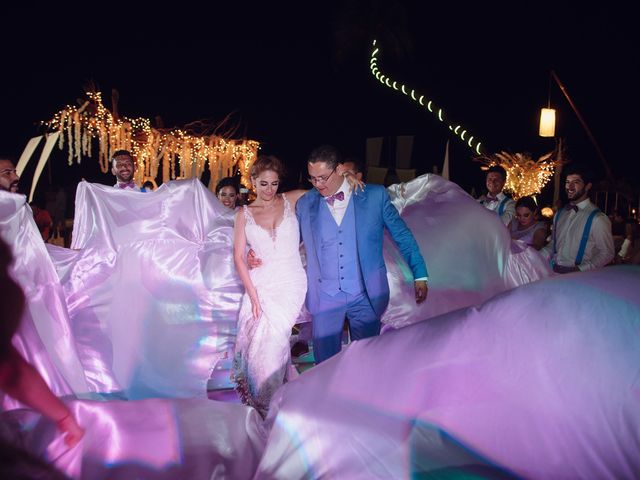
[{"left": 243, "top": 194, "right": 301, "bottom": 264}]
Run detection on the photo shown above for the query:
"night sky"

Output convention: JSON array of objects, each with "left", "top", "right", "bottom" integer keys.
[{"left": 2, "top": 2, "right": 637, "bottom": 206}]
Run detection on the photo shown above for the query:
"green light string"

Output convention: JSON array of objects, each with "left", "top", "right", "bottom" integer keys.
[{"left": 370, "top": 39, "right": 484, "bottom": 155}]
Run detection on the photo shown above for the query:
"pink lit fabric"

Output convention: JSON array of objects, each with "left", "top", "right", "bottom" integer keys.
[
  {"left": 259, "top": 265, "right": 640, "bottom": 479},
  {"left": 0, "top": 191, "right": 89, "bottom": 410},
  {"left": 382, "top": 174, "right": 552, "bottom": 329},
  {"left": 60, "top": 179, "right": 244, "bottom": 398},
  {"left": 4, "top": 177, "right": 636, "bottom": 478}
]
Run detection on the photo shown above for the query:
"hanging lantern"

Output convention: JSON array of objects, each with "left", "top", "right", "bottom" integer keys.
[{"left": 539, "top": 108, "right": 556, "bottom": 137}]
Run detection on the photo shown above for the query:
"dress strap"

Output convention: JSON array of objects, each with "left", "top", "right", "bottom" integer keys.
[
  {"left": 281, "top": 193, "right": 291, "bottom": 216},
  {"left": 243, "top": 205, "right": 256, "bottom": 225}
]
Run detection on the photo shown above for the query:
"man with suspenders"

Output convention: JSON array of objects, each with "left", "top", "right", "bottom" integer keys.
[
  {"left": 543, "top": 164, "right": 614, "bottom": 273},
  {"left": 478, "top": 165, "right": 515, "bottom": 225}
]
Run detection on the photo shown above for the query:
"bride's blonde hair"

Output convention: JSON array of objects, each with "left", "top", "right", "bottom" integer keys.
[{"left": 250, "top": 155, "right": 286, "bottom": 180}]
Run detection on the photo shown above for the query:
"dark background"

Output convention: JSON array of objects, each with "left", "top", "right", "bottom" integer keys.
[{"left": 2, "top": 2, "right": 637, "bottom": 214}]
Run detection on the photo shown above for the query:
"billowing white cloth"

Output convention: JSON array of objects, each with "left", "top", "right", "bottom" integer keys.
[
  {"left": 382, "top": 174, "right": 552, "bottom": 328},
  {"left": 1, "top": 397, "right": 266, "bottom": 479},
  {"left": 1, "top": 179, "right": 244, "bottom": 403},
  {"left": 1, "top": 175, "right": 551, "bottom": 403},
  {"left": 58, "top": 179, "right": 244, "bottom": 399},
  {"left": 0, "top": 191, "right": 89, "bottom": 410},
  {"left": 258, "top": 265, "right": 640, "bottom": 479},
  {"left": 1, "top": 178, "right": 637, "bottom": 478}
]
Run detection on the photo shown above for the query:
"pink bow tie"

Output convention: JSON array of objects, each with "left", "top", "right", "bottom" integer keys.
[
  {"left": 485, "top": 195, "right": 498, "bottom": 203},
  {"left": 119, "top": 182, "right": 135, "bottom": 189},
  {"left": 325, "top": 191, "right": 344, "bottom": 206},
  {"left": 565, "top": 203, "right": 578, "bottom": 212}
]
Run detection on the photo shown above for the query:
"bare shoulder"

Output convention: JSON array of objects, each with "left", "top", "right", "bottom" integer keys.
[{"left": 234, "top": 208, "right": 246, "bottom": 224}]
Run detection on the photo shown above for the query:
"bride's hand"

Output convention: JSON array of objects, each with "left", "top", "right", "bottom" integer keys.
[
  {"left": 342, "top": 171, "right": 365, "bottom": 193},
  {"left": 250, "top": 293, "right": 261, "bottom": 320}
]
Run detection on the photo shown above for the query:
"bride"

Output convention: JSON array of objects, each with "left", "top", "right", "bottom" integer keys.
[
  {"left": 232, "top": 155, "right": 362, "bottom": 417},
  {"left": 231, "top": 155, "right": 306, "bottom": 417}
]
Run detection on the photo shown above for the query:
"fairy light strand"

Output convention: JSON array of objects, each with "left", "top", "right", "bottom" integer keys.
[
  {"left": 44, "top": 91, "right": 259, "bottom": 189},
  {"left": 370, "top": 39, "right": 484, "bottom": 156}
]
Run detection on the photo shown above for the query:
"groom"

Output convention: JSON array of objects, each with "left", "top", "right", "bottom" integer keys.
[{"left": 298, "top": 145, "right": 428, "bottom": 363}]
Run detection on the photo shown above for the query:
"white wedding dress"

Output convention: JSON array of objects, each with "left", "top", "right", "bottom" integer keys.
[{"left": 232, "top": 194, "right": 307, "bottom": 417}]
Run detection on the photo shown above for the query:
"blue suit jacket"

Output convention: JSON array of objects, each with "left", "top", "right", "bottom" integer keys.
[{"left": 296, "top": 184, "right": 428, "bottom": 317}]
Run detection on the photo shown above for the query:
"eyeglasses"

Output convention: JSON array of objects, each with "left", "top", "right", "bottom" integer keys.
[{"left": 307, "top": 167, "right": 336, "bottom": 185}]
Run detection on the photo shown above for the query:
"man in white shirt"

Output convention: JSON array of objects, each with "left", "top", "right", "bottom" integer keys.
[
  {"left": 478, "top": 165, "right": 515, "bottom": 225},
  {"left": 542, "top": 164, "right": 614, "bottom": 273},
  {"left": 112, "top": 150, "right": 140, "bottom": 191}
]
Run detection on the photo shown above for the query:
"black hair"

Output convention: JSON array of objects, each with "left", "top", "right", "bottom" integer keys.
[
  {"left": 215, "top": 176, "right": 240, "bottom": 195},
  {"left": 486, "top": 164, "right": 507, "bottom": 180},
  {"left": 563, "top": 163, "right": 594, "bottom": 186},
  {"left": 515, "top": 196, "right": 538, "bottom": 212},
  {"left": 308, "top": 145, "right": 342, "bottom": 170}
]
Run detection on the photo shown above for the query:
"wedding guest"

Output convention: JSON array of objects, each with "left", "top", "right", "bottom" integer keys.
[
  {"left": 508, "top": 196, "right": 548, "bottom": 250},
  {"left": 542, "top": 164, "right": 614, "bottom": 273},
  {"left": 141, "top": 180, "right": 156, "bottom": 192},
  {"left": 611, "top": 208, "right": 635, "bottom": 261},
  {"left": 29, "top": 201, "right": 53, "bottom": 241},
  {"left": 111, "top": 150, "right": 140, "bottom": 191},
  {"left": 342, "top": 157, "right": 366, "bottom": 182},
  {"left": 215, "top": 177, "right": 240, "bottom": 210},
  {"left": 478, "top": 165, "right": 515, "bottom": 225},
  {"left": 0, "top": 157, "right": 19, "bottom": 193}
]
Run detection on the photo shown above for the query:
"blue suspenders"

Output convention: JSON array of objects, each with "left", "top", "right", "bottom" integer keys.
[
  {"left": 553, "top": 207, "right": 600, "bottom": 266},
  {"left": 498, "top": 197, "right": 509, "bottom": 217}
]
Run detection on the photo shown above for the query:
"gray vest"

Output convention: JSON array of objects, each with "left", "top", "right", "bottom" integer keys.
[{"left": 317, "top": 198, "right": 365, "bottom": 296}]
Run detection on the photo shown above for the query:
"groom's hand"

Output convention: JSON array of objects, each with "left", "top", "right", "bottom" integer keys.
[
  {"left": 415, "top": 281, "right": 428, "bottom": 304},
  {"left": 247, "top": 249, "right": 262, "bottom": 269}
]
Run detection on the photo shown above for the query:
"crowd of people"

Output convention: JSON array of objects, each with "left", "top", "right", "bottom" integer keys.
[
  {"left": 476, "top": 162, "right": 638, "bottom": 269},
  {"left": 1, "top": 146, "right": 639, "bottom": 475}
]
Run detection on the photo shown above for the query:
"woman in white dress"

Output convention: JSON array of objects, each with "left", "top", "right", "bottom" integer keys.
[
  {"left": 232, "top": 155, "right": 362, "bottom": 417},
  {"left": 508, "top": 196, "right": 548, "bottom": 250},
  {"left": 232, "top": 155, "right": 307, "bottom": 417}
]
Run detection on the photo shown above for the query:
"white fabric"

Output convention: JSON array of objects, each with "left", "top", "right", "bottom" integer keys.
[
  {"left": 326, "top": 177, "right": 351, "bottom": 226},
  {"left": 509, "top": 219, "right": 547, "bottom": 246},
  {"left": 1, "top": 397, "right": 266, "bottom": 479},
  {"left": 58, "top": 179, "right": 241, "bottom": 399},
  {"left": 0, "top": 190, "right": 90, "bottom": 410},
  {"left": 619, "top": 238, "right": 631, "bottom": 258},
  {"left": 543, "top": 198, "right": 614, "bottom": 270},
  {"left": 233, "top": 194, "right": 307, "bottom": 417},
  {"left": 381, "top": 174, "right": 552, "bottom": 328},
  {"left": 4, "top": 175, "right": 637, "bottom": 479},
  {"left": 258, "top": 266, "right": 640, "bottom": 479}
]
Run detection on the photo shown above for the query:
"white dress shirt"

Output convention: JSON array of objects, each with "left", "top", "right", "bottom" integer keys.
[
  {"left": 325, "top": 178, "right": 351, "bottom": 226},
  {"left": 325, "top": 178, "right": 428, "bottom": 282},
  {"left": 478, "top": 192, "right": 515, "bottom": 225},
  {"left": 542, "top": 198, "right": 614, "bottom": 271}
]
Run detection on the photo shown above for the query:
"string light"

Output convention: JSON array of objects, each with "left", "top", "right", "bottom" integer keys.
[
  {"left": 44, "top": 91, "right": 259, "bottom": 189},
  {"left": 370, "top": 40, "right": 484, "bottom": 155},
  {"left": 475, "top": 151, "right": 560, "bottom": 200}
]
